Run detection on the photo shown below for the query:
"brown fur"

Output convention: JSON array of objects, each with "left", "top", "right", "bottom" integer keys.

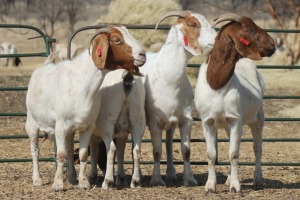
[
  {"left": 176, "top": 15, "right": 201, "bottom": 54},
  {"left": 91, "top": 27, "right": 140, "bottom": 75},
  {"left": 207, "top": 17, "right": 275, "bottom": 90}
]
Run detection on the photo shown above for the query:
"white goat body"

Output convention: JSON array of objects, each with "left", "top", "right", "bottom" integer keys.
[
  {"left": 25, "top": 25, "right": 146, "bottom": 191},
  {"left": 89, "top": 69, "right": 146, "bottom": 189},
  {"left": 26, "top": 50, "right": 107, "bottom": 191},
  {"left": 196, "top": 59, "right": 265, "bottom": 127},
  {"left": 140, "top": 11, "right": 216, "bottom": 186}
]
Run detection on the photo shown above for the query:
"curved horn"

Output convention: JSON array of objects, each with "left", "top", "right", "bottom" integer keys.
[
  {"left": 89, "top": 27, "right": 110, "bottom": 55},
  {"left": 212, "top": 13, "right": 241, "bottom": 28},
  {"left": 155, "top": 10, "right": 193, "bottom": 30}
]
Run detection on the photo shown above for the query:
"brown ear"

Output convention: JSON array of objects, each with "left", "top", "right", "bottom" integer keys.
[
  {"left": 232, "top": 34, "right": 262, "bottom": 60},
  {"left": 91, "top": 34, "right": 109, "bottom": 69}
]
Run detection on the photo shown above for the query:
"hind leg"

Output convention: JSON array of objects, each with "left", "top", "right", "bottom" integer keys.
[
  {"left": 179, "top": 118, "right": 197, "bottom": 186},
  {"left": 66, "top": 131, "right": 77, "bottom": 185},
  {"left": 25, "top": 118, "right": 42, "bottom": 186},
  {"left": 116, "top": 135, "right": 128, "bottom": 187},
  {"left": 52, "top": 122, "right": 69, "bottom": 191},
  {"left": 249, "top": 107, "right": 264, "bottom": 188},
  {"left": 89, "top": 134, "right": 100, "bottom": 184}
]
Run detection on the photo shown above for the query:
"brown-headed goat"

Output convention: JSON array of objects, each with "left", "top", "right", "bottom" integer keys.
[{"left": 194, "top": 14, "right": 275, "bottom": 193}]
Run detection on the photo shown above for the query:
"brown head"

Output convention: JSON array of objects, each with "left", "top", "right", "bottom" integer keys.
[
  {"left": 156, "top": 10, "right": 217, "bottom": 56},
  {"left": 90, "top": 25, "right": 146, "bottom": 76},
  {"left": 212, "top": 13, "right": 275, "bottom": 60},
  {"left": 206, "top": 14, "right": 276, "bottom": 90}
]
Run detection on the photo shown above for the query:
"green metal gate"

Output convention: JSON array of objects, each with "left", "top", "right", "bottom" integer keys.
[{"left": 0, "top": 24, "right": 299, "bottom": 167}]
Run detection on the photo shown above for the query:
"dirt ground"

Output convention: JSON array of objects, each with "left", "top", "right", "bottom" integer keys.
[{"left": 0, "top": 45, "right": 300, "bottom": 199}]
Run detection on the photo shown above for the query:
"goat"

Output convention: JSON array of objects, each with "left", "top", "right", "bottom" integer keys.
[
  {"left": 89, "top": 69, "right": 145, "bottom": 189},
  {"left": 194, "top": 14, "right": 275, "bottom": 193},
  {"left": 25, "top": 25, "right": 146, "bottom": 191},
  {"left": 0, "top": 42, "right": 21, "bottom": 67},
  {"left": 139, "top": 10, "right": 217, "bottom": 186}
]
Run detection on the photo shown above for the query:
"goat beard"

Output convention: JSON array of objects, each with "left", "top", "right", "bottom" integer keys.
[{"left": 116, "top": 64, "right": 143, "bottom": 77}]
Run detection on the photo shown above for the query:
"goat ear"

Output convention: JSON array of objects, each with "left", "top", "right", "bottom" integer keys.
[
  {"left": 91, "top": 34, "right": 109, "bottom": 70},
  {"left": 232, "top": 35, "right": 262, "bottom": 60}
]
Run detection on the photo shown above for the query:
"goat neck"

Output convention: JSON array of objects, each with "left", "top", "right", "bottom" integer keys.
[
  {"left": 69, "top": 50, "right": 108, "bottom": 98},
  {"left": 157, "top": 26, "right": 191, "bottom": 79}
]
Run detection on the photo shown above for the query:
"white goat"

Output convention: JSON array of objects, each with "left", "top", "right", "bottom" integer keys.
[
  {"left": 194, "top": 14, "right": 275, "bottom": 193},
  {"left": 25, "top": 25, "right": 146, "bottom": 191},
  {"left": 140, "top": 10, "right": 216, "bottom": 186},
  {"left": 0, "top": 42, "right": 21, "bottom": 67},
  {"left": 89, "top": 69, "right": 145, "bottom": 189}
]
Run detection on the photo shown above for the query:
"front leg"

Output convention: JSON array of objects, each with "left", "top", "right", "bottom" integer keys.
[
  {"left": 227, "top": 117, "right": 242, "bottom": 193},
  {"left": 165, "top": 127, "right": 177, "bottom": 180},
  {"left": 249, "top": 107, "right": 264, "bottom": 189},
  {"left": 102, "top": 136, "right": 116, "bottom": 189},
  {"left": 179, "top": 119, "right": 197, "bottom": 186},
  {"left": 202, "top": 118, "right": 217, "bottom": 194},
  {"left": 78, "top": 127, "right": 94, "bottom": 189},
  {"left": 130, "top": 122, "right": 145, "bottom": 188}
]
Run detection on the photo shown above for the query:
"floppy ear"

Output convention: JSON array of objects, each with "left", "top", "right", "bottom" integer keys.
[
  {"left": 91, "top": 34, "right": 109, "bottom": 69},
  {"left": 232, "top": 34, "right": 262, "bottom": 60}
]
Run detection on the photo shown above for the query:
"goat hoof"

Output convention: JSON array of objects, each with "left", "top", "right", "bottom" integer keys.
[
  {"left": 184, "top": 178, "right": 198, "bottom": 186},
  {"left": 230, "top": 181, "right": 241, "bottom": 193},
  {"left": 33, "top": 177, "right": 43, "bottom": 187},
  {"left": 51, "top": 182, "right": 64, "bottom": 192},
  {"left": 149, "top": 177, "right": 165, "bottom": 187},
  {"left": 116, "top": 175, "right": 128, "bottom": 187},
  {"left": 68, "top": 177, "right": 78, "bottom": 185},
  {"left": 130, "top": 179, "right": 141, "bottom": 188},
  {"left": 183, "top": 174, "right": 198, "bottom": 186},
  {"left": 253, "top": 180, "right": 264, "bottom": 190},
  {"left": 205, "top": 180, "right": 216, "bottom": 194},
  {"left": 166, "top": 168, "right": 177, "bottom": 181},
  {"left": 205, "top": 189, "right": 216, "bottom": 196},
  {"left": 102, "top": 179, "right": 114, "bottom": 189},
  {"left": 78, "top": 179, "right": 90, "bottom": 189}
]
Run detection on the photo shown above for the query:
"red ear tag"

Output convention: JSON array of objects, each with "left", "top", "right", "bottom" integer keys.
[
  {"left": 184, "top": 35, "right": 189, "bottom": 46},
  {"left": 97, "top": 45, "right": 102, "bottom": 57},
  {"left": 240, "top": 37, "right": 250, "bottom": 46}
]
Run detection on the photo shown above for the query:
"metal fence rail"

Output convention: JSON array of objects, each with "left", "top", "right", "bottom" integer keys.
[{"left": 0, "top": 24, "right": 299, "bottom": 167}]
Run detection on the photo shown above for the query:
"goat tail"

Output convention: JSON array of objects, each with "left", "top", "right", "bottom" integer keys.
[{"left": 123, "top": 71, "right": 134, "bottom": 95}]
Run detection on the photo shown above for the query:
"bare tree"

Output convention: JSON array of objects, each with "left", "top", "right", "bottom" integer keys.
[
  {"left": 35, "top": 0, "right": 65, "bottom": 37},
  {"left": 64, "top": 0, "right": 81, "bottom": 33}
]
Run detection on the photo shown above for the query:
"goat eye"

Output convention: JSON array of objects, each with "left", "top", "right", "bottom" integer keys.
[{"left": 111, "top": 36, "right": 122, "bottom": 44}]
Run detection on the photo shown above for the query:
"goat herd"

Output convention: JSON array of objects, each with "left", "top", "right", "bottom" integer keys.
[{"left": 24, "top": 10, "right": 276, "bottom": 193}]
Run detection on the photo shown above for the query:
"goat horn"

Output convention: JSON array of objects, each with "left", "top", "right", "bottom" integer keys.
[
  {"left": 212, "top": 13, "right": 241, "bottom": 28},
  {"left": 155, "top": 10, "right": 193, "bottom": 30},
  {"left": 89, "top": 27, "right": 110, "bottom": 55}
]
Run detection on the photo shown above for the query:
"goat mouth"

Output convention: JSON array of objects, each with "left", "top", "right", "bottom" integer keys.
[{"left": 134, "top": 58, "right": 146, "bottom": 67}]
